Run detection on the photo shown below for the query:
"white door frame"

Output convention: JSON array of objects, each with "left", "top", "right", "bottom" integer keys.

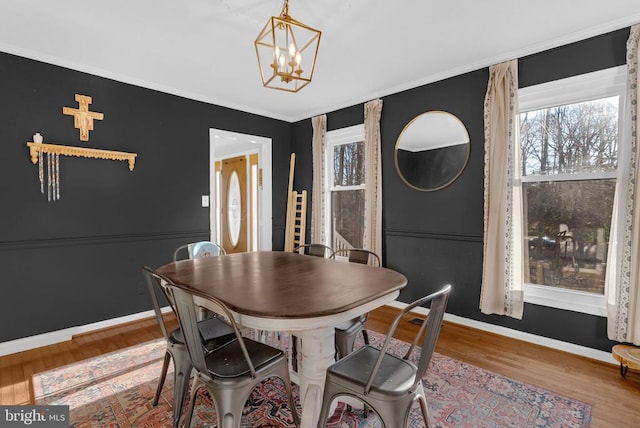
[{"left": 209, "top": 129, "right": 272, "bottom": 251}]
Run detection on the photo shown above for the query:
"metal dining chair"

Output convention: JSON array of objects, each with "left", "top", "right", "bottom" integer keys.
[
  {"left": 330, "top": 249, "right": 381, "bottom": 360},
  {"left": 142, "top": 266, "right": 236, "bottom": 428},
  {"left": 173, "top": 241, "right": 226, "bottom": 320},
  {"left": 317, "top": 284, "right": 452, "bottom": 428},
  {"left": 294, "top": 243, "right": 334, "bottom": 258},
  {"left": 173, "top": 241, "right": 226, "bottom": 261},
  {"left": 166, "top": 282, "right": 300, "bottom": 428}
]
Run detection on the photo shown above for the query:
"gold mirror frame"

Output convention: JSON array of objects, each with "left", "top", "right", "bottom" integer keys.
[{"left": 394, "top": 110, "right": 470, "bottom": 191}]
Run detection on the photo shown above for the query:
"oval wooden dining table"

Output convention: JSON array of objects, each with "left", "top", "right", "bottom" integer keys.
[{"left": 155, "top": 250, "right": 407, "bottom": 428}]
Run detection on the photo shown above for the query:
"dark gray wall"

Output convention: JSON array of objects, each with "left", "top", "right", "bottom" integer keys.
[
  {"left": 1, "top": 27, "right": 630, "bottom": 351},
  {"left": 0, "top": 52, "right": 291, "bottom": 342},
  {"left": 291, "top": 28, "right": 630, "bottom": 352}
]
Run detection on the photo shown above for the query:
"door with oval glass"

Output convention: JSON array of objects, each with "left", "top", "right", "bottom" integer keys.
[{"left": 221, "top": 155, "right": 247, "bottom": 253}]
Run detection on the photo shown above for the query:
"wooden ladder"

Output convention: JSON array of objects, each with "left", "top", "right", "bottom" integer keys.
[{"left": 284, "top": 154, "right": 307, "bottom": 252}]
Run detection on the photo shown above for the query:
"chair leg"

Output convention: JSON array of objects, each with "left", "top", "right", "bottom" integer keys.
[
  {"left": 153, "top": 352, "right": 171, "bottom": 406},
  {"left": 374, "top": 396, "right": 413, "bottom": 428},
  {"left": 417, "top": 394, "right": 431, "bottom": 428},
  {"left": 182, "top": 377, "right": 204, "bottom": 428},
  {"left": 171, "top": 349, "right": 194, "bottom": 428},
  {"left": 208, "top": 382, "right": 256, "bottom": 428},
  {"left": 335, "top": 331, "right": 358, "bottom": 360},
  {"left": 316, "top": 393, "right": 334, "bottom": 428},
  {"left": 362, "top": 328, "right": 370, "bottom": 345}
]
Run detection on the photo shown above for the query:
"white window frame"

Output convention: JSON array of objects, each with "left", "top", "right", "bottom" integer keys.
[
  {"left": 518, "top": 65, "right": 626, "bottom": 317},
  {"left": 324, "top": 124, "right": 365, "bottom": 247}
]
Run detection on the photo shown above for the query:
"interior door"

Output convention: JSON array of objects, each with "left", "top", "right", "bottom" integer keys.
[{"left": 221, "top": 155, "right": 248, "bottom": 253}]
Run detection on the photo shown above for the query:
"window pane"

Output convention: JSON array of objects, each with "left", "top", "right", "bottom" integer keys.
[
  {"left": 333, "top": 141, "right": 365, "bottom": 186},
  {"left": 523, "top": 179, "right": 615, "bottom": 294},
  {"left": 227, "top": 171, "right": 242, "bottom": 247},
  {"left": 520, "top": 97, "right": 619, "bottom": 176},
  {"left": 330, "top": 190, "right": 364, "bottom": 249}
]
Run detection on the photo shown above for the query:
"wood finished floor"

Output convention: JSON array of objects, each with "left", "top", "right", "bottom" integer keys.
[{"left": 1, "top": 307, "right": 639, "bottom": 427}]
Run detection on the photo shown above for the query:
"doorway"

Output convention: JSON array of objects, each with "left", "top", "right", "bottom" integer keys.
[
  {"left": 209, "top": 129, "right": 272, "bottom": 251},
  {"left": 220, "top": 155, "right": 247, "bottom": 253}
]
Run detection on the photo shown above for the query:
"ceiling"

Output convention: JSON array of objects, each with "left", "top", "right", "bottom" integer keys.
[{"left": 1, "top": 1, "right": 640, "bottom": 123}]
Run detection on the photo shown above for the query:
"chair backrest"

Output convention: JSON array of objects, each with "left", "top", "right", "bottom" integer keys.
[
  {"left": 174, "top": 241, "right": 226, "bottom": 261},
  {"left": 165, "top": 282, "right": 256, "bottom": 378},
  {"left": 294, "top": 243, "right": 333, "bottom": 258},
  {"left": 332, "top": 248, "right": 380, "bottom": 266},
  {"left": 142, "top": 266, "right": 178, "bottom": 341},
  {"left": 364, "top": 284, "right": 451, "bottom": 394}
]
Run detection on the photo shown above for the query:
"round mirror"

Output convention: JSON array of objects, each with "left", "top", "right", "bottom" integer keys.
[{"left": 394, "top": 111, "right": 470, "bottom": 191}]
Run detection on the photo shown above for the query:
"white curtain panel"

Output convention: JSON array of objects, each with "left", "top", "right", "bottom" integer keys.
[
  {"left": 606, "top": 24, "right": 640, "bottom": 344},
  {"left": 310, "top": 114, "right": 327, "bottom": 244},
  {"left": 363, "top": 99, "right": 383, "bottom": 257},
  {"left": 480, "top": 59, "right": 524, "bottom": 319}
]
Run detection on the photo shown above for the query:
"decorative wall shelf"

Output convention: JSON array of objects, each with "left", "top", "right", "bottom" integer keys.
[{"left": 27, "top": 142, "right": 137, "bottom": 171}]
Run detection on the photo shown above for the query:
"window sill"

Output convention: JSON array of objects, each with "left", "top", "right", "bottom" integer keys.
[{"left": 524, "top": 283, "right": 606, "bottom": 317}]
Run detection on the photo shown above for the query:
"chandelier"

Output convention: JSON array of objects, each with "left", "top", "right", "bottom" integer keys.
[{"left": 254, "top": 0, "right": 321, "bottom": 92}]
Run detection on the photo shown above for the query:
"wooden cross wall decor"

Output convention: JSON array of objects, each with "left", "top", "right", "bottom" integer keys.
[{"left": 62, "top": 94, "right": 104, "bottom": 141}]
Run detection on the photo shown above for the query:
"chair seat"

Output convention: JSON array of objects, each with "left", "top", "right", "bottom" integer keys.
[
  {"left": 170, "top": 316, "right": 236, "bottom": 352},
  {"left": 205, "top": 337, "right": 285, "bottom": 378},
  {"left": 328, "top": 345, "right": 418, "bottom": 395}
]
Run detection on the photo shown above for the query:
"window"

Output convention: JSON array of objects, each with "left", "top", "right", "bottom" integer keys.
[
  {"left": 518, "top": 66, "right": 626, "bottom": 316},
  {"left": 324, "top": 124, "right": 366, "bottom": 250}
]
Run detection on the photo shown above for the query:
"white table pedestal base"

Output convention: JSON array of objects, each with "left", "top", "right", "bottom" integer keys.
[{"left": 296, "top": 326, "right": 335, "bottom": 428}]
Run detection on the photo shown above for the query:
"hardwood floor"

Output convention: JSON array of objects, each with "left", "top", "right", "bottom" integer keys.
[
  {"left": 369, "top": 306, "right": 640, "bottom": 428},
  {"left": 1, "top": 307, "right": 639, "bottom": 427}
]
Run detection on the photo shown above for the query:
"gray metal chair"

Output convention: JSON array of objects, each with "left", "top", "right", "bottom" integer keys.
[
  {"left": 166, "top": 282, "right": 300, "bottom": 428},
  {"left": 331, "top": 249, "right": 381, "bottom": 360},
  {"left": 142, "top": 266, "right": 236, "bottom": 428},
  {"left": 294, "top": 243, "right": 334, "bottom": 258},
  {"left": 173, "top": 241, "right": 226, "bottom": 320},
  {"left": 317, "top": 284, "right": 452, "bottom": 428},
  {"left": 173, "top": 241, "right": 226, "bottom": 261}
]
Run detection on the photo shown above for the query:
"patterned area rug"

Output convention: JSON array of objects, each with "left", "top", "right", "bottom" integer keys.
[{"left": 32, "top": 332, "right": 591, "bottom": 427}]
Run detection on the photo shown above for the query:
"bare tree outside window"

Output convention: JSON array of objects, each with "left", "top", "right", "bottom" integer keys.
[
  {"left": 331, "top": 140, "right": 365, "bottom": 249},
  {"left": 520, "top": 97, "right": 619, "bottom": 294}
]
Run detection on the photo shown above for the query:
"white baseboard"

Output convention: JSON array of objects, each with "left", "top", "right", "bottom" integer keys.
[
  {"left": 0, "top": 303, "right": 617, "bottom": 366},
  {"left": 385, "top": 300, "right": 617, "bottom": 365},
  {"left": 0, "top": 307, "right": 171, "bottom": 357}
]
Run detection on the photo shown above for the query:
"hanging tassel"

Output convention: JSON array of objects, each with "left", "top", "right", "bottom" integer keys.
[
  {"left": 38, "top": 151, "right": 44, "bottom": 194},
  {"left": 47, "top": 152, "right": 52, "bottom": 202},
  {"left": 55, "top": 153, "right": 60, "bottom": 201}
]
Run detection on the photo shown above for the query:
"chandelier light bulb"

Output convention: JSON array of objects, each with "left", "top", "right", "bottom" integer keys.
[
  {"left": 274, "top": 46, "right": 280, "bottom": 60},
  {"left": 288, "top": 42, "right": 296, "bottom": 58}
]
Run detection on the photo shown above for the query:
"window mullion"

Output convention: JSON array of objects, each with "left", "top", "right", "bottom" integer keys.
[{"left": 521, "top": 171, "right": 618, "bottom": 183}]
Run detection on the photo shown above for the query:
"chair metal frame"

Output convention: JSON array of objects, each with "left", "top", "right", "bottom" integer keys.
[
  {"left": 294, "top": 243, "right": 334, "bottom": 258},
  {"left": 142, "top": 266, "right": 236, "bottom": 428},
  {"left": 331, "top": 248, "right": 381, "bottom": 266},
  {"left": 173, "top": 241, "right": 226, "bottom": 261},
  {"left": 330, "top": 249, "right": 381, "bottom": 360},
  {"left": 173, "top": 241, "right": 226, "bottom": 320},
  {"left": 317, "top": 284, "right": 452, "bottom": 428},
  {"left": 166, "top": 283, "right": 300, "bottom": 428}
]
